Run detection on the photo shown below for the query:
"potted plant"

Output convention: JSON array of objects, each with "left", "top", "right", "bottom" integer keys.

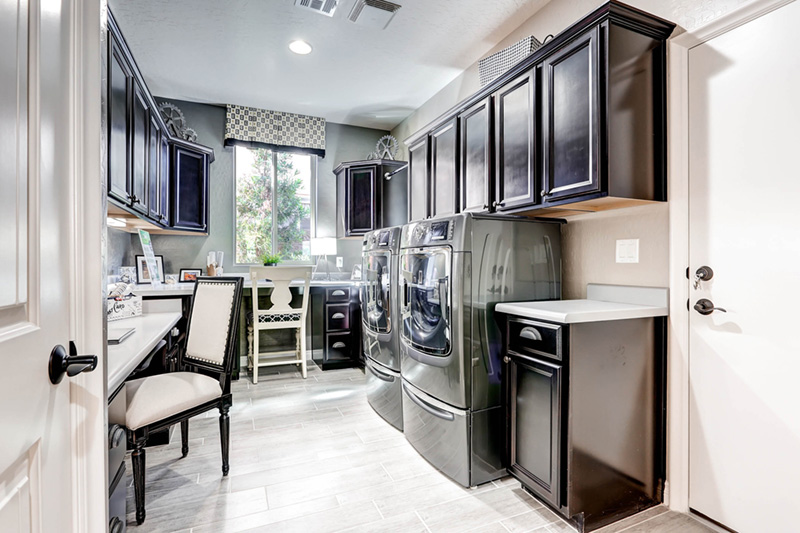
[{"left": 259, "top": 253, "right": 281, "bottom": 266}]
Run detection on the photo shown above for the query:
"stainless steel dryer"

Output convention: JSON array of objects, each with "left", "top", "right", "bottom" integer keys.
[
  {"left": 399, "top": 213, "right": 562, "bottom": 487},
  {"left": 361, "top": 226, "right": 403, "bottom": 430}
]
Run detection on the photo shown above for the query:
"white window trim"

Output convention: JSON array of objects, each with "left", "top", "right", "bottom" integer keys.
[{"left": 232, "top": 146, "right": 318, "bottom": 266}]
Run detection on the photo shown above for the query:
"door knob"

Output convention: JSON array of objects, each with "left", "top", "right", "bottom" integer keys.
[
  {"left": 694, "top": 266, "right": 714, "bottom": 289},
  {"left": 49, "top": 341, "right": 97, "bottom": 384},
  {"left": 694, "top": 298, "right": 727, "bottom": 316}
]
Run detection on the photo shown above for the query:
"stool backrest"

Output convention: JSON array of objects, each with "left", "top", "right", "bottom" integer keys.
[
  {"left": 249, "top": 266, "right": 312, "bottom": 319},
  {"left": 182, "top": 277, "right": 244, "bottom": 392}
]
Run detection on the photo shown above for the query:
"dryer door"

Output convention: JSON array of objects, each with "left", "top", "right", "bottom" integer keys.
[{"left": 400, "top": 247, "right": 452, "bottom": 356}]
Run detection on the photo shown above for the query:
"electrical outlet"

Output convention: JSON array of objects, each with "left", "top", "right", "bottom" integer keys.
[
  {"left": 616, "top": 239, "right": 639, "bottom": 263},
  {"left": 336, "top": 256, "right": 343, "bottom": 268}
]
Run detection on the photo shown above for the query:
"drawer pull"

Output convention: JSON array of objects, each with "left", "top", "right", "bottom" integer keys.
[
  {"left": 332, "top": 342, "right": 346, "bottom": 349},
  {"left": 519, "top": 327, "right": 542, "bottom": 341},
  {"left": 331, "top": 290, "right": 346, "bottom": 297},
  {"left": 331, "top": 312, "right": 346, "bottom": 319}
]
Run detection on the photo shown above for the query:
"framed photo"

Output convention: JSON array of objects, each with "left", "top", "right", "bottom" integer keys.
[
  {"left": 179, "top": 269, "right": 202, "bottom": 282},
  {"left": 135, "top": 255, "right": 164, "bottom": 285}
]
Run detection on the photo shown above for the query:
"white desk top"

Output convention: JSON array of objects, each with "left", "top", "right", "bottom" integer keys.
[
  {"left": 495, "top": 284, "right": 669, "bottom": 324},
  {"left": 132, "top": 279, "right": 357, "bottom": 297},
  {"left": 107, "top": 312, "right": 182, "bottom": 395}
]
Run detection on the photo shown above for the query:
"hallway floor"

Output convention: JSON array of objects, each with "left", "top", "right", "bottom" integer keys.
[{"left": 125, "top": 365, "right": 715, "bottom": 533}]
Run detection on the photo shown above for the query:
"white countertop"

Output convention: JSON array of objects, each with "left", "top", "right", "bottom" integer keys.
[
  {"left": 107, "top": 312, "right": 182, "bottom": 395},
  {"left": 495, "top": 284, "right": 669, "bottom": 324},
  {"left": 132, "top": 279, "right": 357, "bottom": 297}
]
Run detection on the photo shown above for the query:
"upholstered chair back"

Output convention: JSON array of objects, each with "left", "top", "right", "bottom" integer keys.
[{"left": 182, "top": 277, "right": 243, "bottom": 391}]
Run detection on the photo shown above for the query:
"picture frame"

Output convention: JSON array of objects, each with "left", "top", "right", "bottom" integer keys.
[
  {"left": 179, "top": 268, "right": 202, "bottom": 282},
  {"left": 135, "top": 255, "right": 164, "bottom": 285}
]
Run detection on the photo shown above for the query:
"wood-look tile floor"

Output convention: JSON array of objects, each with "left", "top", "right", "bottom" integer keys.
[{"left": 125, "top": 366, "right": 715, "bottom": 533}]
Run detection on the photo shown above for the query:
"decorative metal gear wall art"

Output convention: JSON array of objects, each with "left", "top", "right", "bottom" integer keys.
[
  {"left": 376, "top": 135, "right": 399, "bottom": 160},
  {"left": 158, "top": 102, "right": 197, "bottom": 142},
  {"left": 366, "top": 135, "right": 399, "bottom": 160}
]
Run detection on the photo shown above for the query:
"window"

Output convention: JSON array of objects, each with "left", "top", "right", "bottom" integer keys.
[{"left": 235, "top": 146, "right": 314, "bottom": 264}]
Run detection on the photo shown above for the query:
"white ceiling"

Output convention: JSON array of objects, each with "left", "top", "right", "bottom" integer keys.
[{"left": 109, "top": 0, "right": 550, "bottom": 130}]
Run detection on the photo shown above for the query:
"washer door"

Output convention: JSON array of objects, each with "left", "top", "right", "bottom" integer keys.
[
  {"left": 362, "top": 251, "right": 392, "bottom": 334},
  {"left": 400, "top": 247, "right": 451, "bottom": 356}
]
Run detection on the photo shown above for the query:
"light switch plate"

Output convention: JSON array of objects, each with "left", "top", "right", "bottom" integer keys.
[
  {"left": 336, "top": 256, "right": 343, "bottom": 268},
  {"left": 616, "top": 239, "right": 639, "bottom": 263}
]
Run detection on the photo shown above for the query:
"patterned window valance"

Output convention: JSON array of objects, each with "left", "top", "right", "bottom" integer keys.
[{"left": 224, "top": 104, "right": 326, "bottom": 157}]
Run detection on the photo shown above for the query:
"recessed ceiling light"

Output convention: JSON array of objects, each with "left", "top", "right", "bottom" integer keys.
[{"left": 289, "top": 40, "right": 313, "bottom": 55}]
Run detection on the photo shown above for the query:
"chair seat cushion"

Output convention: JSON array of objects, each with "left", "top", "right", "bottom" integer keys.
[{"left": 125, "top": 372, "right": 222, "bottom": 430}]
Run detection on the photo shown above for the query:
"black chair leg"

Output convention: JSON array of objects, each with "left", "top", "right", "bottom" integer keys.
[
  {"left": 131, "top": 439, "right": 147, "bottom": 525},
  {"left": 219, "top": 404, "right": 230, "bottom": 476},
  {"left": 181, "top": 419, "right": 189, "bottom": 458}
]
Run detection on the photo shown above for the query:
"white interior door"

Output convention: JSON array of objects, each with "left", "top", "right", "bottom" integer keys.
[
  {"left": 688, "top": 2, "right": 800, "bottom": 531},
  {"left": 0, "top": 0, "right": 87, "bottom": 530}
]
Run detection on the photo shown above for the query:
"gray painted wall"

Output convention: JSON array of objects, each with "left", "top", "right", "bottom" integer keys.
[{"left": 108, "top": 98, "right": 388, "bottom": 277}]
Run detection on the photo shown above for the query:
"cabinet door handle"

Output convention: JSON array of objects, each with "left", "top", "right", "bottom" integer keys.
[
  {"left": 331, "top": 290, "right": 346, "bottom": 297},
  {"left": 332, "top": 341, "right": 346, "bottom": 349},
  {"left": 540, "top": 190, "right": 552, "bottom": 198},
  {"left": 331, "top": 312, "right": 346, "bottom": 319},
  {"left": 519, "top": 327, "right": 543, "bottom": 341}
]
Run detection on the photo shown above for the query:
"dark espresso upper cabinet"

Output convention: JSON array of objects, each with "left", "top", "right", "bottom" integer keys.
[
  {"left": 336, "top": 159, "right": 407, "bottom": 238},
  {"left": 107, "top": 9, "right": 214, "bottom": 235},
  {"left": 459, "top": 98, "right": 492, "bottom": 213},
  {"left": 407, "top": 138, "right": 429, "bottom": 222},
  {"left": 430, "top": 118, "right": 459, "bottom": 218},
  {"left": 171, "top": 141, "right": 210, "bottom": 233},
  {"left": 147, "top": 113, "right": 161, "bottom": 221},
  {"left": 108, "top": 35, "right": 131, "bottom": 205},
  {"left": 348, "top": 165, "right": 378, "bottom": 235},
  {"left": 541, "top": 27, "right": 601, "bottom": 203},
  {"left": 403, "top": 2, "right": 674, "bottom": 218},
  {"left": 130, "top": 80, "right": 149, "bottom": 215},
  {"left": 158, "top": 135, "right": 170, "bottom": 227},
  {"left": 494, "top": 69, "right": 538, "bottom": 212}
]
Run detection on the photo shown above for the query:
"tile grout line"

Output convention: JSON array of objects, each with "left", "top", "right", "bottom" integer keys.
[
  {"left": 372, "top": 499, "right": 385, "bottom": 520},
  {"left": 415, "top": 509, "right": 434, "bottom": 533}
]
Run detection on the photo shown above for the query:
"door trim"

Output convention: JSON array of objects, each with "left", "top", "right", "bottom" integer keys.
[
  {"left": 666, "top": 0, "right": 794, "bottom": 513},
  {"left": 69, "top": 0, "right": 106, "bottom": 531}
]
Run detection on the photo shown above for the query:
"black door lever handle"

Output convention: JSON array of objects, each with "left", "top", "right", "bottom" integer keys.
[{"left": 49, "top": 341, "right": 97, "bottom": 384}]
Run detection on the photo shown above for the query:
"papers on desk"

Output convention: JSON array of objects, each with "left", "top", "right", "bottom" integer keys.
[{"left": 108, "top": 327, "right": 136, "bottom": 345}]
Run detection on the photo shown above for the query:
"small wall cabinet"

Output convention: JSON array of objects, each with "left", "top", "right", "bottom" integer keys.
[
  {"left": 335, "top": 159, "right": 407, "bottom": 238},
  {"left": 107, "top": 9, "right": 214, "bottom": 235},
  {"left": 404, "top": 2, "right": 674, "bottom": 222}
]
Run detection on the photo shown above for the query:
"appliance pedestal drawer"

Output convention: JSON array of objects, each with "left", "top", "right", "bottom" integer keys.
[
  {"left": 402, "top": 379, "right": 469, "bottom": 486},
  {"left": 366, "top": 358, "right": 403, "bottom": 431}
]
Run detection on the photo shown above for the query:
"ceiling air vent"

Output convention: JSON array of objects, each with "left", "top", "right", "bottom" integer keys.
[
  {"left": 294, "top": 0, "right": 338, "bottom": 17},
  {"left": 348, "top": 0, "right": 401, "bottom": 29}
]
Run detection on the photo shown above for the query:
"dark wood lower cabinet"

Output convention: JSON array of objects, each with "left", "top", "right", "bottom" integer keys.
[
  {"left": 508, "top": 353, "right": 563, "bottom": 509},
  {"left": 310, "top": 285, "right": 362, "bottom": 370},
  {"left": 502, "top": 314, "right": 667, "bottom": 532}
]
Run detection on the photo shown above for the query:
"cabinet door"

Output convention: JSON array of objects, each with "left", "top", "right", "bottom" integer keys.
[
  {"left": 171, "top": 146, "right": 208, "bottom": 232},
  {"left": 494, "top": 69, "right": 538, "bottom": 211},
  {"left": 542, "top": 28, "right": 601, "bottom": 202},
  {"left": 508, "top": 352, "right": 562, "bottom": 508},
  {"left": 108, "top": 36, "right": 131, "bottom": 205},
  {"left": 159, "top": 135, "right": 170, "bottom": 226},
  {"left": 430, "top": 118, "right": 459, "bottom": 218},
  {"left": 346, "top": 165, "right": 377, "bottom": 236},
  {"left": 459, "top": 98, "right": 491, "bottom": 213},
  {"left": 147, "top": 114, "right": 161, "bottom": 221},
  {"left": 407, "top": 137, "right": 430, "bottom": 222},
  {"left": 130, "top": 81, "right": 149, "bottom": 214}
]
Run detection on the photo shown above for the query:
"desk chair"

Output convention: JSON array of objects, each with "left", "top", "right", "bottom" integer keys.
[
  {"left": 248, "top": 266, "right": 312, "bottom": 382},
  {"left": 125, "top": 277, "right": 243, "bottom": 525}
]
